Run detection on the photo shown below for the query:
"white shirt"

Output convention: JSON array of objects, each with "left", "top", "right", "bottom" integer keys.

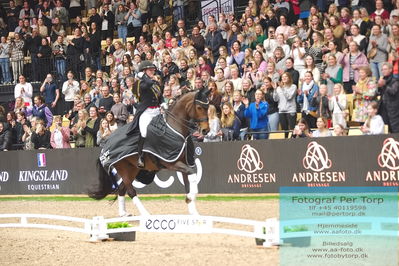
[
  {"left": 14, "top": 83, "right": 33, "bottom": 106},
  {"left": 53, "top": 129, "right": 63, "bottom": 148},
  {"left": 62, "top": 80, "right": 80, "bottom": 102},
  {"left": 367, "top": 115, "right": 385, "bottom": 135},
  {"left": 102, "top": 11, "right": 109, "bottom": 30}
]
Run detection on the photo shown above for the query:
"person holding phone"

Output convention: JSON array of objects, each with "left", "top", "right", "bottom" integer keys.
[{"left": 40, "top": 73, "right": 60, "bottom": 114}]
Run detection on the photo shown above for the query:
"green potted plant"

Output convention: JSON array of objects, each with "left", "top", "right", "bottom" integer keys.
[
  {"left": 282, "top": 225, "right": 310, "bottom": 247},
  {"left": 107, "top": 222, "right": 136, "bottom": 241}
]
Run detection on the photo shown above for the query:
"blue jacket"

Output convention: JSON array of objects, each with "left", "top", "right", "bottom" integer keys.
[
  {"left": 244, "top": 101, "right": 269, "bottom": 130},
  {"left": 297, "top": 83, "right": 319, "bottom": 112}
]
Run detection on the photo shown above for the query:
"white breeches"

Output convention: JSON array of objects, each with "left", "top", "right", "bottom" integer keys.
[{"left": 139, "top": 107, "right": 161, "bottom": 137}]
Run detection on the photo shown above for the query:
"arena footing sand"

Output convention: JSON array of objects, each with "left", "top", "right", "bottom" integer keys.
[{"left": 0, "top": 199, "right": 279, "bottom": 266}]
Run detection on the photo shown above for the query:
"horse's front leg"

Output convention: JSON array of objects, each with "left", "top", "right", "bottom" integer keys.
[{"left": 182, "top": 173, "right": 199, "bottom": 215}]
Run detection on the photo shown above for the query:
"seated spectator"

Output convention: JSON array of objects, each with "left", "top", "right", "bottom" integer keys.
[
  {"left": 243, "top": 89, "right": 269, "bottom": 140},
  {"left": 203, "top": 105, "right": 221, "bottom": 142},
  {"left": 105, "top": 112, "right": 118, "bottom": 132},
  {"left": 333, "top": 124, "right": 346, "bottom": 136},
  {"left": 208, "top": 80, "right": 222, "bottom": 113},
  {"left": 14, "top": 97, "right": 26, "bottom": 114},
  {"left": 220, "top": 102, "right": 241, "bottom": 141},
  {"left": 31, "top": 120, "right": 51, "bottom": 149},
  {"left": 291, "top": 118, "right": 312, "bottom": 138},
  {"left": 97, "top": 118, "right": 112, "bottom": 147},
  {"left": 22, "top": 118, "right": 35, "bottom": 150},
  {"left": 50, "top": 116, "right": 70, "bottom": 149},
  {"left": 361, "top": 101, "right": 385, "bottom": 135},
  {"left": 0, "top": 121, "right": 12, "bottom": 151},
  {"left": 27, "top": 95, "right": 53, "bottom": 128},
  {"left": 82, "top": 106, "right": 100, "bottom": 147},
  {"left": 312, "top": 116, "right": 332, "bottom": 137}
]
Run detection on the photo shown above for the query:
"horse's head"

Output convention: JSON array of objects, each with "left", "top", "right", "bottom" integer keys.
[{"left": 193, "top": 88, "right": 210, "bottom": 135}]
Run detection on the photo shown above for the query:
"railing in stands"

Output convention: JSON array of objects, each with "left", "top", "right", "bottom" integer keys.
[{"left": 201, "top": 0, "right": 220, "bottom": 23}]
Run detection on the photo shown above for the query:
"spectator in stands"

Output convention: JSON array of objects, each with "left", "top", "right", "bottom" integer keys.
[
  {"left": 378, "top": 62, "right": 399, "bottom": 133},
  {"left": 203, "top": 105, "right": 221, "bottom": 142},
  {"left": 96, "top": 118, "right": 111, "bottom": 147},
  {"left": 291, "top": 118, "right": 311, "bottom": 138},
  {"left": 31, "top": 119, "right": 51, "bottom": 149},
  {"left": 312, "top": 116, "right": 332, "bottom": 137},
  {"left": 352, "top": 66, "right": 377, "bottom": 123},
  {"left": 243, "top": 89, "right": 269, "bottom": 139},
  {"left": 340, "top": 41, "right": 369, "bottom": 93},
  {"left": 62, "top": 71, "right": 79, "bottom": 112},
  {"left": 19, "top": 1, "right": 34, "bottom": 22},
  {"left": 37, "top": 38, "right": 52, "bottom": 82},
  {"left": 14, "top": 75, "right": 33, "bottom": 107},
  {"left": 220, "top": 102, "right": 241, "bottom": 141},
  {"left": 71, "top": 108, "right": 88, "bottom": 148},
  {"left": 126, "top": 2, "right": 142, "bottom": 45},
  {"left": 261, "top": 77, "right": 279, "bottom": 132},
  {"left": 100, "top": 4, "right": 115, "bottom": 40},
  {"left": 27, "top": 95, "right": 53, "bottom": 128},
  {"left": 361, "top": 101, "right": 385, "bottom": 135},
  {"left": 40, "top": 74, "right": 59, "bottom": 111},
  {"left": 52, "top": 0, "right": 68, "bottom": 27},
  {"left": 297, "top": 71, "right": 319, "bottom": 128},
  {"left": 0, "top": 121, "right": 11, "bottom": 151},
  {"left": 7, "top": 0, "right": 20, "bottom": 32},
  {"left": 52, "top": 35, "right": 67, "bottom": 81},
  {"left": 0, "top": 36, "right": 11, "bottom": 85},
  {"left": 274, "top": 72, "right": 297, "bottom": 138},
  {"left": 368, "top": 25, "right": 389, "bottom": 81},
  {"left": 329, "top": 83, "right": 347, "bottom": 128},
  {"left": 105, "top": 112, "right": 118, "bottom": 132},
  {"left": 50, "top": 115, "right": 70, "bottom": 149},
  {"left": 205, "top": 23, "right": 224, "bottom": 59},
  {"left": 37, "top": 18, "right": 48, "bottom": 37},
  {"left": 323, "top": 55, "right": 343, "bottom": 96},
  {"left": 9, "top": 32, "right": 24, "bottom": 84},
  {"left": 98, "top": 86, "right": 114, "bottom": 113},
  {"left": 82, "top": 106, "right": 100, "bottom": 147},
  {"left": 115, "top": 4, "right": 127, "bottom": 42},
  {"left": 14, "top": 97, "right": 26, "bottom": 113},
  {"left": 67, "top": 28, "right": 85, "bottom": 80},
  {"left": 312, "top": 84, "right": 331, "bottom": 126}
]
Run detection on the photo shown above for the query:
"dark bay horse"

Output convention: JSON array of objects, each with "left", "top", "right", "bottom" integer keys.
[{"left": 88, "top": 89, "right": 210, "bottom": 216}]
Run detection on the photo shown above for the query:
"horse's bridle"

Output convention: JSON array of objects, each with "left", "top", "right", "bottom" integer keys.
[{"left": 193, "top": 99, "right": 209, "bottom": 123}]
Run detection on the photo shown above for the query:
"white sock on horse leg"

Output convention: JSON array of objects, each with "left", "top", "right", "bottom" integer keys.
[
  {"left": 118, "top": 195, "right": 128, "bottom": 217},
  {"left": 132, "top": 196, "right": 150, "bottom": 216},
  {"left": 186, "top": 193, "right": 199, "bottom": 215}
]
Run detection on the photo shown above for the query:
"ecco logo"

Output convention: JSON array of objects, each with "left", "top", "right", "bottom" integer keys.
[
  {"left": 303, "top": 142, "right": 332, "bottom": 172},
  {"left": 237, "top": 144, "right": 264, "bottom": 174},
  {"left": 145, "top": 219, "right": 176, "bottom": 230},
  {"left": 378, "top": 138, "right": 399, "bottom": 170}
]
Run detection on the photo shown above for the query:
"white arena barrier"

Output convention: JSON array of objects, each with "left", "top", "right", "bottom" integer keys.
[{"left": 0, "top": 214, "right": 280, "bottom": 247}]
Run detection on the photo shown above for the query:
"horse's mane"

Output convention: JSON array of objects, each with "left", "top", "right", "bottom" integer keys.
[{"left": 168, "top": 90, "right": 197, "bottom": 112}]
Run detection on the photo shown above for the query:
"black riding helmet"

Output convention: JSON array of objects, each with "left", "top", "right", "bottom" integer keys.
[{"left": 139, "top": 60, "right": 157, "bottom": 72}]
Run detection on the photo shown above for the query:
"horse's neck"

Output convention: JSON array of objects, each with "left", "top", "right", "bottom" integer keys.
[{"left": 166, "top": 97, "right": 191, "bottom": 137}]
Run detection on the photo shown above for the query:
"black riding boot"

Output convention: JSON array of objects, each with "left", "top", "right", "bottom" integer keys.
[{"left": 137, "top": 137, "right": 146, "bottom": 168}]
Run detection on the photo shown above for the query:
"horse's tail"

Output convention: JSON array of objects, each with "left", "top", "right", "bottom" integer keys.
[{"left": 88, "top": 159, "right": 115, "bottom": 200}]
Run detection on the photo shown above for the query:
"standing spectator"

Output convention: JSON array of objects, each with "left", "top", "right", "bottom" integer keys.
[
  {"left": 274, "top": 72, "right": 297, "bottom": 138},
  {"left": 261, "top": 77, "right": 279, "bottom": 132},
  {"left": 66, "top": 28, "right": 85, "bottom": 80},
  {"left": 329, "top": 84, "right": 347, "bottom": 128},
  {"left": 125, "top": 2, "right": 142, "bottom": 44},
  {"left": 323, "top": 55, "right": 343, "bottom": 96},
  {"left": 71, "top": 108, "right": 88, "bottom": 147},
  {"left": 14, "top": 75, "right": 33, "bottom": 107},
  {"left": 82, "top": 106, "right": 100, "bottom": 147},
  {"left": 339, "top": 41, "right": 369, "bottom": 93},
  {"left": 205, "top": 23, "right": 224, "bottom": 59},
  {"left": 9, "top": 33, "right": 24, "bottom": 84},
  {"left": 25, "top": 28, "right": 41, "bottom": 81},
  {"left": 152, "top": 16, "right": 167, "bottom": 37},
  {"left": 19, "top": 1, "right": 35, "bottom": 23},
  {"left": 27, "top": 95, "right": 53, "bottom": 128},
  {"left": 370, "top": 0, "right": 390, "bottom": 21},
  {"left": 69, "top": 0, "right": 82, "bottom": 20},
  {"left": 0, "top": 121, "right": 12, "bottom": 151},
  {"left": 100, "top": 4, "right": 115, "bottom": 40},
  {"left": 52, "top": 0, "right": 69, "bottom": 27},
  {"left": 38, "top": 1, "right": 52, "bottom": 33},
  {"left": 37, "top": 38, "right": 52, "bottom": 82},
  {"left": 52, "top": 35, "right": 67, "bottom": 81},
  {"left": 50, "top": 115, "right": 70, "bottom": 148},
  {"left": 31, "top": 120, "right": 51, "bottom": 149},
  {"left": 361, "top": 101, "right": 385, "bottom": 135},
  {"left": 352, "top": 67, "right": 377, "bottom": 123},
  {"left": 110, "top": 93, "right": 128, "bottom": 127},
  {"left": 39, "top": 73, "right": 60, "bottom": 114},
  {"left": 367, "top": 25, "right": 389, "bottom": 81},
  {"left": 378, "top": 62, "right": 399, "bottom": 133},
  {"left": 137, "top": 0, "right": 149, "bottom": 24},
  {"left": 312, "top": 84, "right": 332, "bottom": 125},
  {"left": 98, "top": 86, "right": 114, "bottom": 113},
  {"left": 7, "top": 0, "right": 20, "bottom": 32},
  {"left": 88, "top": 22, "right": 101, "bottom": 71},
  {"left": 88, "top": 8, "right": 102, "bottom": 30},
  {"left": 115, "top": 4, "right": 128, "bottom": 42},
  {"left": 62, "top": 71, "right": 80, "bottom": 113},
  {"left": 0, "top": 36, "right": 11, "bottom": 84},
  {"left": 148, "top": 0, "right": 164, "bottom": 22},
  {"left": 243, "top": 89, "right": 269, "bottom": 139},
  {"left": 220, "top": 102, "right": 241, "bottom": 141},
  {"left": 297, "top": 71, "right": 319, "bottom": 128}
]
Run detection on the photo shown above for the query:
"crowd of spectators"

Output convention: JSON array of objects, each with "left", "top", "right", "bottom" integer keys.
[{"left": 1, "top": 0, "right": 399, "bottom": 151}]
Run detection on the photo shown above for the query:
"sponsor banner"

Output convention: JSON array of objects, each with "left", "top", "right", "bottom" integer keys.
[
  {"left": 139, "top": 215, "right": 213, "bottom": 233},
  {"left": 1, "top": 134, "right": 399, "bottom": 194}
]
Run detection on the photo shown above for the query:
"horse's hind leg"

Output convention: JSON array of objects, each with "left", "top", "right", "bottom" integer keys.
[
  {"left": 182, "top": 173, "right": 199, "bottom": 215},
  {"left": 126, "top": 185, "right": 150, "bottom": 216},
  {"left": 117, "top": 184, "right": 131, "bottom": 217}
]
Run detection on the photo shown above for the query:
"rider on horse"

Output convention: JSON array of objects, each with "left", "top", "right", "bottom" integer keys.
[{"left": 128, "top": 60, "right": 163, "bottom": 168}]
